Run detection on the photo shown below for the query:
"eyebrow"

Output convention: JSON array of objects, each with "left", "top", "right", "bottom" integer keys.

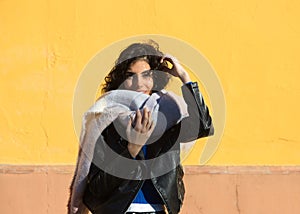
[{"left": 126, "top": 70, "right": 152, "bottom": 75}]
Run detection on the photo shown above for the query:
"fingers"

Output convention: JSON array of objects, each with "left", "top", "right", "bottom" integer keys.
[
  {"left": 160, "top": 54, "right": 190, "bottom": 83},
  {"left": 133, "top": 108, "right": 153, "bottom": 133},
  {"left": 133, "top": 109, "right": 143, "bottom": 132},
  {"left": 142, "top": 108, "right": 154, "bottom": 132},
  {"left": 149, "top": 120, "right": 155, "bottom": 133},
  {"left": 161, "top": 54, "right": 178, "bottom": 66},
  {"left": 146, "top": 110, "right": 152, "bottom": 130},
  {"left": 135, "top": 109, "right": 142, "bottom": 126},
  {"left": 142, "top": 107, "right": 149, "bottom": 126},
  {"left": 159, "top": 54, "right": 180, "bottom": 77},
  {"left": 160, "top": 58, "right": 174, "bottom": 70},
  {"left": 126, "top": 115, "right": 132, "bottom": 133},
  {"left": 126, "top": 108, "right": 155, "bottom": 147},
  {"left": 160, "top": 53, "right": 175, "bottom": 63}
]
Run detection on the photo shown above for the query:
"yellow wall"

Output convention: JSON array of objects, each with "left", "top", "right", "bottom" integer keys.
[{"left": 1, "top": 0, "right": 299, "bottom": 165}]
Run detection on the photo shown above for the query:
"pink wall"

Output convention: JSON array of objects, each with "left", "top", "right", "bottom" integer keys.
[{"left": 1, "top": 165, "right": 300, "bottom": 214}]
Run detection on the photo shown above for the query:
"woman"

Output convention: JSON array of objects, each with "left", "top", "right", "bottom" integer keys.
[{"left": 69, "top": 40, "right": 214, "bottom": 214}]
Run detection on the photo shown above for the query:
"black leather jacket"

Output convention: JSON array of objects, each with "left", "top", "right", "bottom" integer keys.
[{"left": 83, "top": 82, "right": 214, "bottom": 214}]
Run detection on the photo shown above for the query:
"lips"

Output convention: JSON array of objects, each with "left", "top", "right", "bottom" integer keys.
[{"left": 136, "top": 90, "right": 150, "bottom": 94}]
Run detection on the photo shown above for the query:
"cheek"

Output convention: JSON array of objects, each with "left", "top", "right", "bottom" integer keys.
[
  {"left": 123, "top": 79, "right": 132, "bottom": 89},
  {"left": 147, "top": 79, "right": 154, "bottom": 89}
]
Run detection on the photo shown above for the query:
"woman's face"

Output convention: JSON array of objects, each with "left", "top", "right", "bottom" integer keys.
[{"left": 123, "top": 59, "right": 153, "bottom": 95}]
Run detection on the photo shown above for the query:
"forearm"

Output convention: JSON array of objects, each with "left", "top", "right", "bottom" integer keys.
[{"left": 179, "top": 82, "right": 214, "bottom": 142}]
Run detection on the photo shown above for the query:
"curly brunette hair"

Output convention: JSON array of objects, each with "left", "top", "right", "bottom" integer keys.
[{"left": 101, "top": 40, "right": 171, "bottom": 93}]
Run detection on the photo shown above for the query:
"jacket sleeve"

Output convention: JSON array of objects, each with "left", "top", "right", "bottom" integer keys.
[
  {"left": 83, "top": 126, "right": 143, "bottom": 202},
  {"left": 177, "top": 82, "right": 214, "bottom": 142}
]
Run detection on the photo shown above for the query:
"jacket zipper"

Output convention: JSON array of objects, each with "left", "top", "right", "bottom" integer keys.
[
  {"left": 123, "top": 179, "right": 145, "bottom": 213},
  {"left": 151, "top": 177, "right": 171, "bottom": 214}
]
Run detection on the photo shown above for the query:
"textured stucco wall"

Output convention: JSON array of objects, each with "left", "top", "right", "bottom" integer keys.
[
  {"left": 1, "top": 166, "right": 300, "bottom": 214},
  {"left": 0, "top": 0, "right": 300, "bottom": 165}
]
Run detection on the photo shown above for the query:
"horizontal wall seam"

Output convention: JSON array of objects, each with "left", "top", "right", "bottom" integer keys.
[{"left": 1, "top": 165, "right": 300, "bottom": 175}]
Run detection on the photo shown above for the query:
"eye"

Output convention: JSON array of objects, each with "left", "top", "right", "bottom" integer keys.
[
  {"left": 125, "top": 71, "right": 134, "bottom": 78},
  {"left": 142, "top": 70, "right": 153, "bottom": 77}
]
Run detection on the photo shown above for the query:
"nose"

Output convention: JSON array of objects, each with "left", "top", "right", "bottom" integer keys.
[{"left": 132, "top": 74, "right": 144, "bottom": 88}]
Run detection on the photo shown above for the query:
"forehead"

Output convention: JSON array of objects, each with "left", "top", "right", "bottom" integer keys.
[{"left": 128, "top": 59, "right": 150, "bottom": 73}]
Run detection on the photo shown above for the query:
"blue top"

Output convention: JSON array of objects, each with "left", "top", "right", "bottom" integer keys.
[
  {"left": 132, "top": 146, "right": 164, "bottom": 204},
  {"left": 132, "top": 82, "right": 194, "bottom": 206}
]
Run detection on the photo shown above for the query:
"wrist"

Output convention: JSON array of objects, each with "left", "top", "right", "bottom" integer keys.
[
  {"left": 127, "top": 143, "right": 143, "bottom": 158},
  {"left": 179, "top": 72, "right": 191, "bottom": 84}
]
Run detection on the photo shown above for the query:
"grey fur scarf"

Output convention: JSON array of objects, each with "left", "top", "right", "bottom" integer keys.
[{"left": 68, "top": 89, "right": 190, "bottom": 214}]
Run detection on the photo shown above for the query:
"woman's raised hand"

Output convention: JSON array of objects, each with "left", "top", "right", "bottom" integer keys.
[
  {"left": 126, "top": 107, "right": 155, "bottom": 158},
  {"left": 160, "top": 54, "right": 191, "bottom": 84}
]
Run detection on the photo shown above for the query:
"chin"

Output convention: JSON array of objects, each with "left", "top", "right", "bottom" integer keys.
[{"left": 137, "top": 90, "right": 150, "bottom": 95}]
